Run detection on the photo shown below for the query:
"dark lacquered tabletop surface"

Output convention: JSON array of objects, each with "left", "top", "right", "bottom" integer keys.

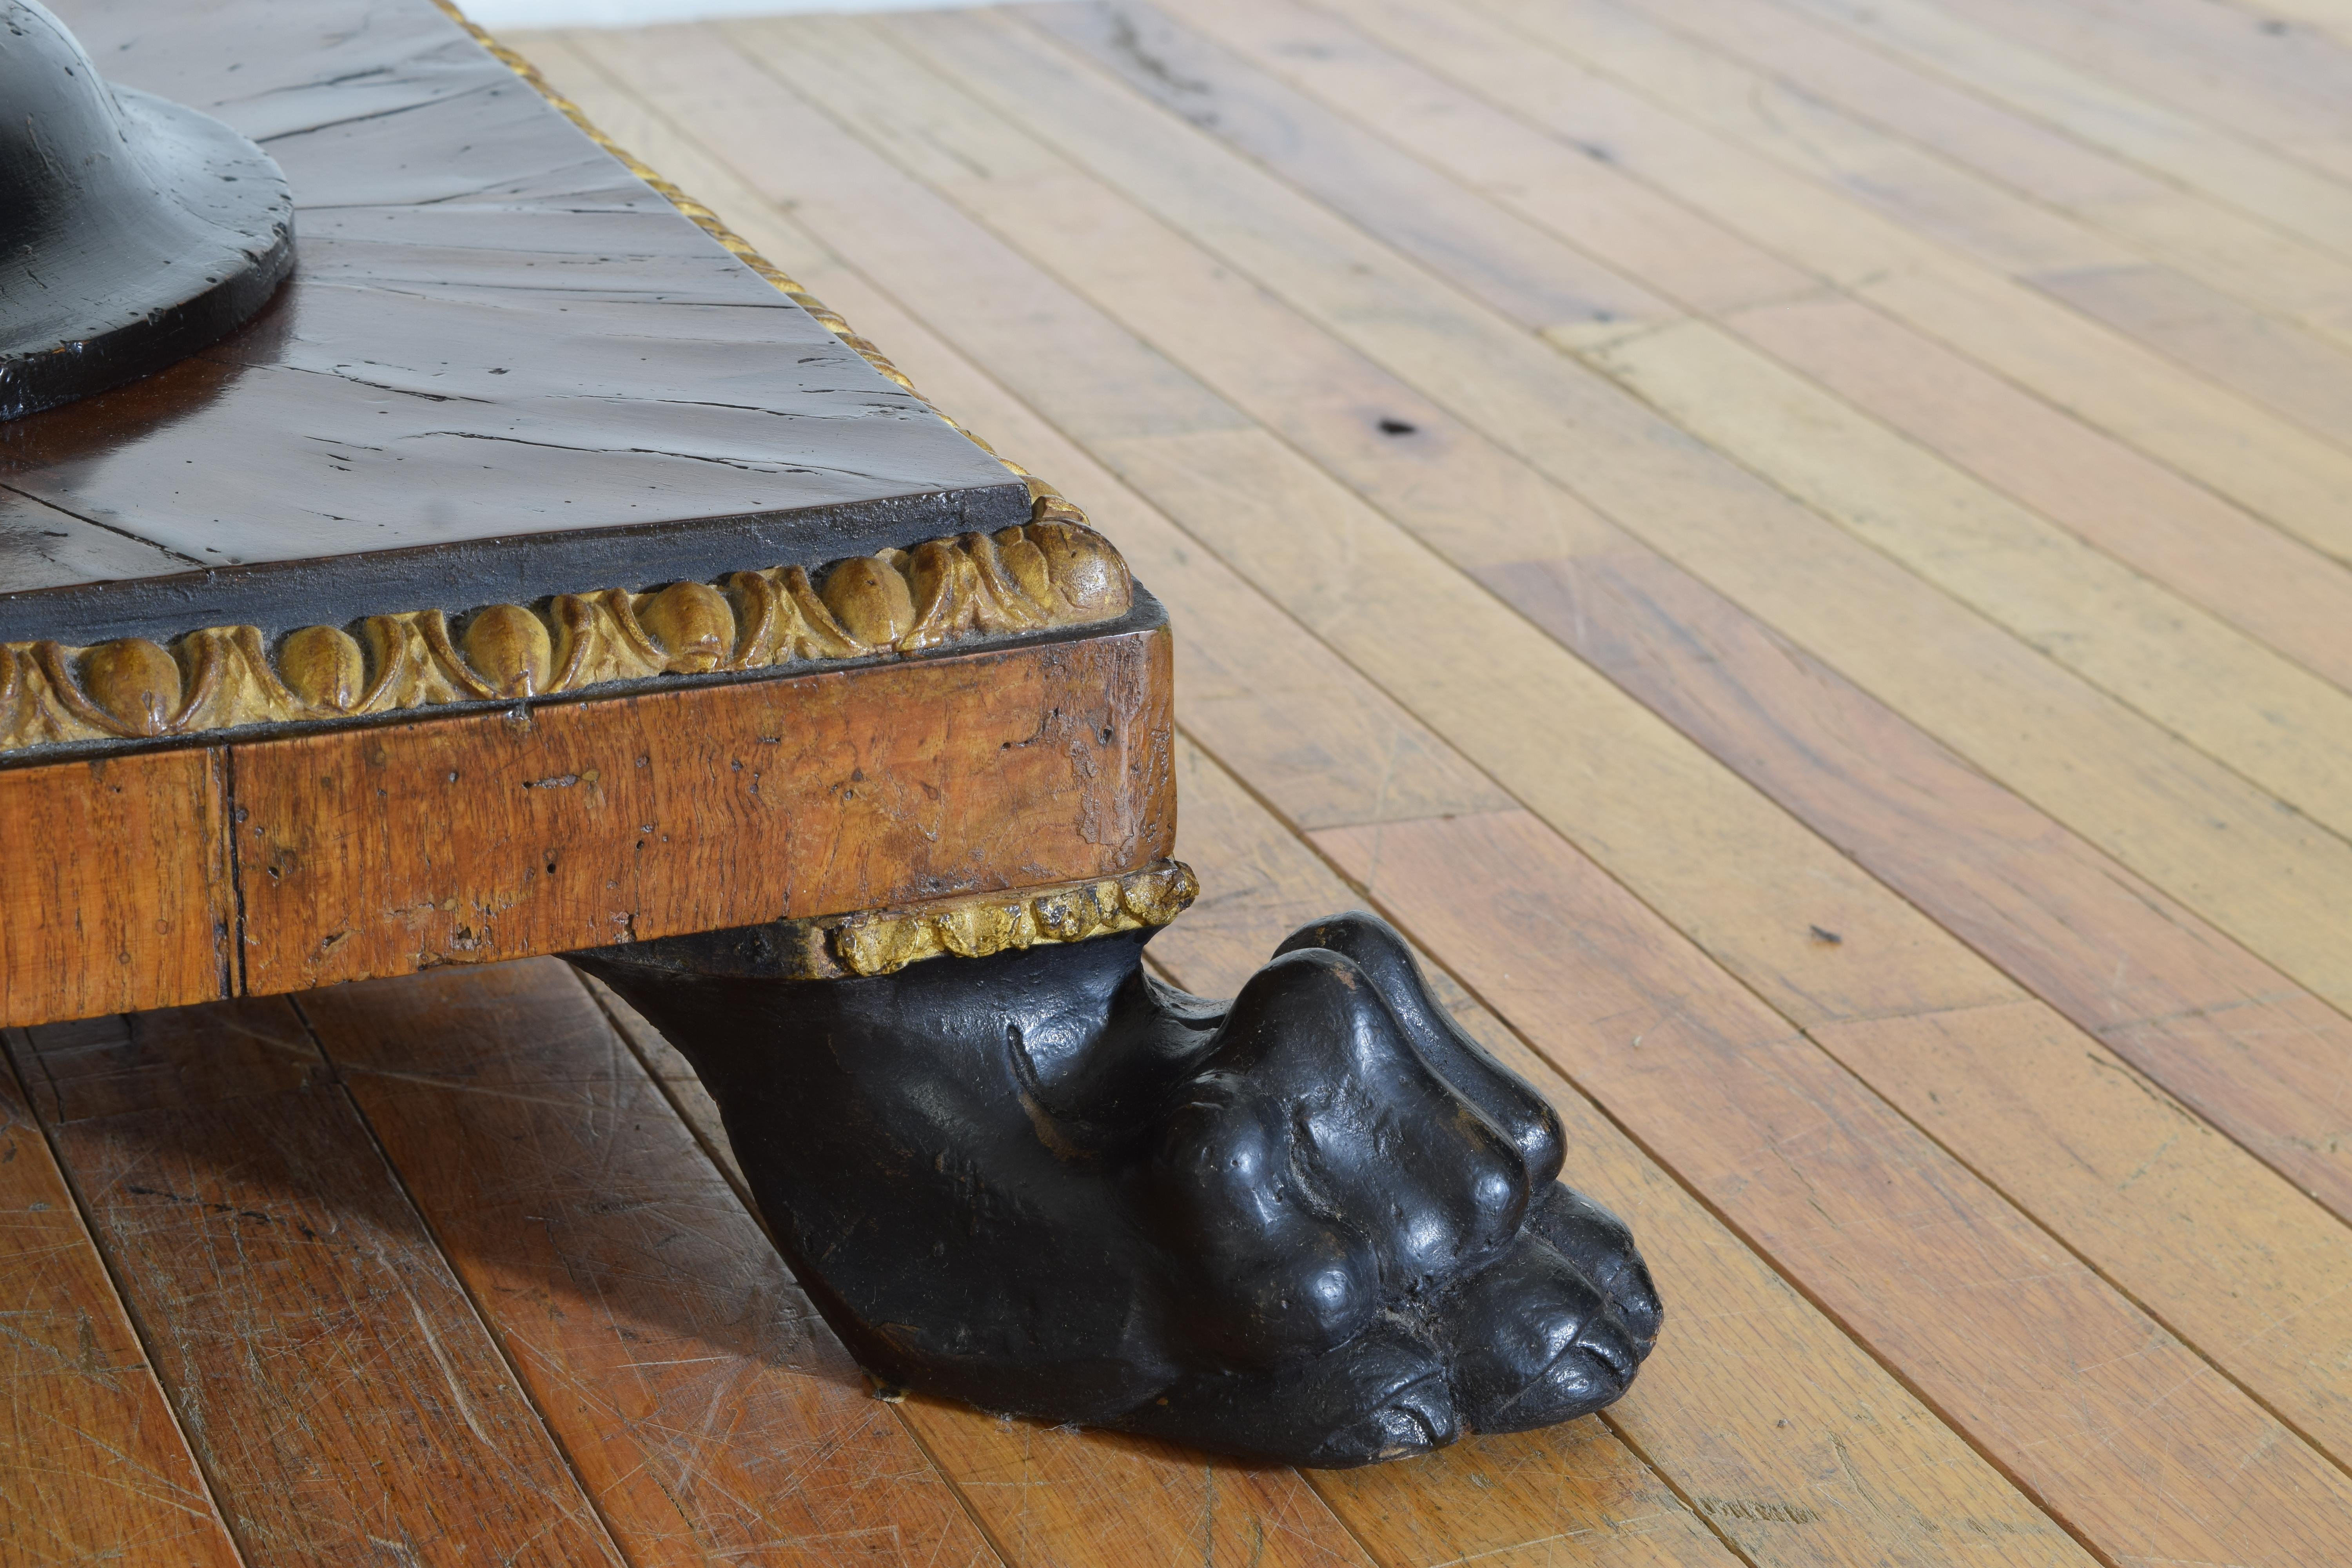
[{"left": 0, "top": 0, "right": 1024, "bottom": 646}]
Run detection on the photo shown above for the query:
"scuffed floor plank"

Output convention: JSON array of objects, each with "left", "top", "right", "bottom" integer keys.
[
  {"left": 0, "top": 1043, "right": 243, "bottom": 1567},
  {"left": 1155, "top": 740, "right": 2086, "bottom": 1568},
  {"left": 10, "top": 1002, "right": 622, "bottom": 1567},
  {"left": 299, "top": 961, "right": 1000, "bottom": 1568},
  {"left": 517, "top": 30, "right": 2084, "bottom": 1564},
  {"left": 11, "top": 0, "right": 2351, "bottom": 1557},
  {"left": 1316, "top": 809, "right": 2352, "bottom": 1566}
]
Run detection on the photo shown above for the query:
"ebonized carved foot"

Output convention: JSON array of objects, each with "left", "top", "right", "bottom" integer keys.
[{"left": 572, "top": 873, "right": 1659, "bottom": 1468}]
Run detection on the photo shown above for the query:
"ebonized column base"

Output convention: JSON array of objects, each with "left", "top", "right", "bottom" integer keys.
[{"left": 572, "top": 907, "right": 1659, "bottom": 1468}]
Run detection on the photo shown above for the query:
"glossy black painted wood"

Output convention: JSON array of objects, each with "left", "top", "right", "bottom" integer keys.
[
  {"left": 576, "top": 912, "right": 1661, "bottom": 1468},
  {"left": 0, "top": 0, "right": 1025, "bottom": 646},
  {"left": 0, "top": 1, "right": 294, "bottom": 424}
]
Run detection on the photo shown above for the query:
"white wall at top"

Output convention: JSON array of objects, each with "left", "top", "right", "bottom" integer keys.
[{"left": 462, "top": 0, "right": 1024, "bottom": 26}]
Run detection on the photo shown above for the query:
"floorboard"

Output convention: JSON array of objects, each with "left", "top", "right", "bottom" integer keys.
[
  {"left": 1317, "top": 811, "right": 2352, "bottom": 1564},
  {"left": 1563, "top": 0, "right": 2352, "bottom": 416},
  {"left": 1154, "top": 744, "right": 2089, "bottom": 1567},
  {"left": 1399, "top": 0, "right": 2352, "bottom": 561},
  {"left": 1035, "top": 0, "right": 2352, "bottom": 840},
  {"left": 0, "top": 1044, "right": 242, "bottom": 1566},
  {"left": 536, "top": 16, "right": 2352, "bottom": 1546},
  {"left": 1490, "top": 553, "right": 2352, "bottom": 1221},
  {"left": 824, "top": 2, "right": 2352, "bottom": 1016},
  {"left": 1924, "top": 0, "right": 2352, "bottom": 186},
  {"left": 1636, "top": 0, "right": 2352, "bottom": 347},
  {"left": 7, "top": 1003, "right": 623, "bottom": 1565},
  {"left": 577, "top": 5, "right": 2352, "bottom": 1241},
  {"left": 1748, "top": 0, "right": 2352, "bottom": 258},
  {"left": 298, "top": 964, "right": 1000, "bottom": 1568},
  {"left": 8, "top": 0, "right": 2351, "bottom": 1557}
]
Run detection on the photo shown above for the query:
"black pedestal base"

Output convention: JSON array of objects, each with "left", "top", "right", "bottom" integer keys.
[
  {"left": 573, "top": 911, "right": 1659, "bottom": 1468},
  {"left": 3, "top": 0, "right": 296, "bottom": 421}
]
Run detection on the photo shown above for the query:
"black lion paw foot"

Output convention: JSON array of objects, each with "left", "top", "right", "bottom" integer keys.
[
  {"left": 575, "top": 906, "right": 1658, "bottom": 1467},
  {"left": 1123, "top": 915, "right": 1657, "bottom": 1462}
]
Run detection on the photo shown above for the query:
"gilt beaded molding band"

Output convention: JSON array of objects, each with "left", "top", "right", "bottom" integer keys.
[
  {"left": 806, "top": 861, "right": 1198, "bottom": 979},
  {"left": 586, "top": 862, "right": 1199, "bottom": 982},
  {"left": 0, "top": 522, "right": 1132, "bottom": 752}
]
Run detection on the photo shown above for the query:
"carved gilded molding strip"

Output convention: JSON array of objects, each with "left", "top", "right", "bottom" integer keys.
[
  {"left": 781, "top": 860, "right": 1200, "bottom": 980},
  {"left": 0, "top": 522, "right": 1133, "bottom": 753},
  {"left": 436, "top": 0, "right": 1091, "bottom": 535}
]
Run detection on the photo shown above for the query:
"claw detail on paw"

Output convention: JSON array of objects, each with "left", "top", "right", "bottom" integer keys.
[{"left": 576, "top": 907, "right": 1660, "bottom": 1468}]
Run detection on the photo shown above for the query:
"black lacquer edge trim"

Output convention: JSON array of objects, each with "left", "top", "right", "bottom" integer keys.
[{"left": 0, "top": 479, "right": 1033, "bottom": 648}]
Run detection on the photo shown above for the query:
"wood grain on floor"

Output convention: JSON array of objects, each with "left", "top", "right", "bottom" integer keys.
[{"left": 7, "top": 0, "right": 2352, "bottom": 1560}]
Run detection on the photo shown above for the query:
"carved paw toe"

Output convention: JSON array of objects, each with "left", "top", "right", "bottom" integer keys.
[
  {"left": 1528, "top": 1181, "right": 1664, "bottom": 1352},
  {"left": 1150, "top": 1082, "right": 1383, "bottom": 1367},
  {"left": 1276, "top": 911, "right": 1566, "bottom": 1192},
  {"left": 1441, "top": 1228, "right": 1644, "bottom": 1433},
  {"left": 1152, "top": 946, "right": 1533, "bottom": 1324},
  {"left": 1122, "top": 1323, "right": 1460, "bottom": 1468},
  {"left": 1141, "top": 920, "right": 1659, "bottom": 1453}
]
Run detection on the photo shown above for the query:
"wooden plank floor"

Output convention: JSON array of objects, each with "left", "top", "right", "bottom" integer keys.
[{"left": 8, "top": 0, "right": 2352, "bottom": 1560}]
